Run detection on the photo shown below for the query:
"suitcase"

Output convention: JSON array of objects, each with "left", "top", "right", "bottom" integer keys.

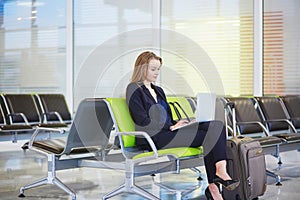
[{"left": 223, "top": 102, "right": 267, "bottom": 200}]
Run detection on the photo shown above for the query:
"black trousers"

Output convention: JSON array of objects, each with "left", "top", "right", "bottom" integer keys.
[{"left": 155, "top": 120, "right": 227, "bottom": 183}]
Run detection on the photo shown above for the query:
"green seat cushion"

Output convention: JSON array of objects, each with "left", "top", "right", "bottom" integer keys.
[{"left": 133, "top": 146, "right": 203, "bottom": 160}]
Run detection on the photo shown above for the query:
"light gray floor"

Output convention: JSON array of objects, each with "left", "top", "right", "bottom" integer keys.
[{"left": 0, "top": 139, "right": 299, "bottom": 200}]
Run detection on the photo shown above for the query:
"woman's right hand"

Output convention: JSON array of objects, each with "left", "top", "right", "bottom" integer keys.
[{"left": 170, "top": 119, "right": 190, "bottom": 131}]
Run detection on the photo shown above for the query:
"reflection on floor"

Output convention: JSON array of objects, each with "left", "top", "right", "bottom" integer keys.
[{"left": 0, "top": 140, "right": 299, "bottom": 200}]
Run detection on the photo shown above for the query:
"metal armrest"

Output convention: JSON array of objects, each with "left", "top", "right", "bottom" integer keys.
[
  {"left": 237, "top": 121, "right": 270, "bottom": 136},
  {"left": 116, "top": 131, "right": 159, "bottom": 163},
  {"left": 42, "top": 112, "right": 64, "bottom": 123},
  {"left": 28, "top": 127, "right": 66, "bottom": 149},
  {"left": 265, "top": 119, "right": 297, "bottom": 133},
  {"left": 8, "top": 113, "right": 30, "bottom": 125}
]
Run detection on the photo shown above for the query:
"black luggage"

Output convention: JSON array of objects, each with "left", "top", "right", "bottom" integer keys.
[{"left": 223, "top": 102, "right": 267, "bottom": 200}]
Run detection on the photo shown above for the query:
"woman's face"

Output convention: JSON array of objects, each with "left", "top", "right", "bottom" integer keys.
[{"left": 144, "top": 58, "right": 161, "bottom": 83}]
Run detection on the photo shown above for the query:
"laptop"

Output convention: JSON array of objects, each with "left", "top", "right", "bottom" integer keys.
[
  {"left": 195, "top": 92, "right": 216, "bottom": 122},
  {"left": 172, "top": 92, "right": 216, "bottom": 130}
]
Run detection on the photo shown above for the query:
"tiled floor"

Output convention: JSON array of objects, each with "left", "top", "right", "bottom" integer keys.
[{"left": 0, "top": 139, "right": 299, "bottom": 200}]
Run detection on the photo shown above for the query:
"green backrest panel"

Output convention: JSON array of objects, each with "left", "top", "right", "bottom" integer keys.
[
  {"left": 106, "top": 98, "right": 136, "bottom": 147},
  {"left": 133, "top": 146, "right": 203, "bottom": 159},
  {"left": 166, "top": 96, "right": 195, "bottom": 120}
]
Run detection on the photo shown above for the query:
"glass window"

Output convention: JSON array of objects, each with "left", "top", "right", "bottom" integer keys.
[
  {"left": 73, "top": 0, "right": 155, "bottom": 107},
  {"left": 0, "top": 0, "right": 66, "bottom": 94},
  {"left": 161, "top": 0, "right": 254, "bottom": 97},
  {"left": 264, "top": 0, "right": 300, "bottom": 95}
]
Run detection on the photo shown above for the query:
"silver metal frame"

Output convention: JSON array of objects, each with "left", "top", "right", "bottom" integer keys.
[
  {"left": 18, "top": 127, "right": 77, "bottom": 199},
  {"left": 18, "top": 98, "right": 115, "bottom": 200}
]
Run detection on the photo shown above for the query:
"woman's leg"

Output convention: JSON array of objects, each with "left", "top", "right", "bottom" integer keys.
[
  {"left": 202, "top": 120, "right": 227, "bottom": 179},
  {"left": 207, "top": 183, "right": 223, "bottom": 200},
  {"left": 205, "top": 151, "right": 223, "bottom": 199},
  {"left": 203, "top": 121, "right": 228, "bottom": 200},
  {"left": 156, "top": 120, "right": 229, "bottom": 178},
  {"left": 157, "top": 121, "right": 226, "bottom": 199},
  {"left": 202, "top": 120, "right": 227, "bottom": 162},
  {"left": 204, "top": 150, "right": 216, "bottom": 183},
  {"left": 205, "top": 121, "right": 234, "bottom": 181},
  {"left": 215, "top": 160, "right": 231, "bottom": 180},
  {"left": 204, "top": 121, "right": 239, "bottom": 193}
]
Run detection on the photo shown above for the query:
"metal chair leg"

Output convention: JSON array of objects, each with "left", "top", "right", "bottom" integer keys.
[
  {"left": 272, "top": 144, "right": 282, "bottom": 165},
  {"left": 131, "top": 184, "right": 160, "bottom": 200},
  {"left": 53, "top": 177, "right": 76, "bottom": 199},
  {"left": 103, "top": 162, "right": 160, "bottom": 200},
  {"left": 19, "top": 177, "right": 48, "bottom": 197},
  {"left": 266, "top": 169, "right": 282, "bottom": 186},
  {"left": 18, "top": 154, "right": 76, "bottom": 199},
  {"left": 190, "top": 167, "right": 203, "bottom": 180},
  {"left": 103, "top": 184, "right": 126, "bottom": 199},
  {"left": 103, "top": 183, "right": 159, "bottom": 200},
  {"left": 151, "top": 173, "right": 201, "bottom": 199}
]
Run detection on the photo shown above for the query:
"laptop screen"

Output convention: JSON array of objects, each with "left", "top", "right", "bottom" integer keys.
[{"left": 195, "top": 92, "right": 216, "bottom": 122}]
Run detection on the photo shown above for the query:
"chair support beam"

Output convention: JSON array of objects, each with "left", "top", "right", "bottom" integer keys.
[
  {"left": 19, "top": 154, "right": 76, "bottom": 199},
  {"left": 103, "top": 160, "right": 160, "bottom": 200}
]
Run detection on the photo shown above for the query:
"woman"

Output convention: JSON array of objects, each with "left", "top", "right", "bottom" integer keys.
[{"left": 126, "top": 51, "right": 239, "bottom": 200}]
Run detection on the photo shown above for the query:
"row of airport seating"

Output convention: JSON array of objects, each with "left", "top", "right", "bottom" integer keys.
[
  {"left": 219, "top": 96, "right": 300, "bottom": 185},
  {"left": 18, "top": 97, "right": 204, "bottom": 200},
  {"left": 173, "top": 95, "right": 300, "bottom": 185},
  {"left": 0, "top": 93, "right": 72, "bottom": 142},
  {"left": 16, "top": 95, "right": 300, "bottom": 199},
  {"left": 169, "top": 95, "right": 300, "bottom": 146},
  {"left": 222, "top": 96, "right": 300, "bottom": 155}
]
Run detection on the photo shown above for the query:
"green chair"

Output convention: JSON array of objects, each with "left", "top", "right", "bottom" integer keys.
[
  {"left": 103, "top": 98, "right": 204, "bottom": 200},
  {"left": 166, "top": 96, "right": 204, "bottom": 176}
]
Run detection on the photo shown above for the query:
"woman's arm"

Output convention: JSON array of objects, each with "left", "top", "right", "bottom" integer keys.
[
  {"left": 126, "top": 83, "right": 172, "bottom": 134},
  {"left": 127, "top": 89, "right": 152, "bottom": 127}
]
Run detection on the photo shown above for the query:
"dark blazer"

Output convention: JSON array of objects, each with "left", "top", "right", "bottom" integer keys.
[{"left": 126, "top": 82, "right": 176, "bottom": 146}]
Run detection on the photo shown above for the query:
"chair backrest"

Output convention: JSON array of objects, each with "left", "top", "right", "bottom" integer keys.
[
  {"left": 2, "top": 94, "right": 41, "bottom": 125},
  {"left": 166, "top": 96, "right": 195, "bottom": 120},
  {"left": 35, "top": 94, "right": 72, "bottom": 124},
  {"left": 63, "top": 98, "right": 114, "bottom": 155},
  {"left": 280, "top": 95, "right": 300, "bottom": 128},
  {"left": 225, "top": 97, "right": 265, "bottom": 134},
  {"left": 255, "top": 96, "right": 290, "bottom": 131},
  {"left": 185, "top": 97, "right": 197, "bottom": 113},
  {"left": 106, "top": 98, "right": 136, "bottom": 148}
]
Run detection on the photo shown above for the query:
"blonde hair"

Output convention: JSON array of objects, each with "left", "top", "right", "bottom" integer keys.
[{"left": 131, "top": 51, "right": 162, "bottom": 83}]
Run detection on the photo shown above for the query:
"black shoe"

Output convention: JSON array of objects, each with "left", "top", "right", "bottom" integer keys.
[
  {"left": 213, "top": 175, "right": 240, "bottom": 191},
  {"left": 205, "top": 187, "right": 214, "bottom": 200}
]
